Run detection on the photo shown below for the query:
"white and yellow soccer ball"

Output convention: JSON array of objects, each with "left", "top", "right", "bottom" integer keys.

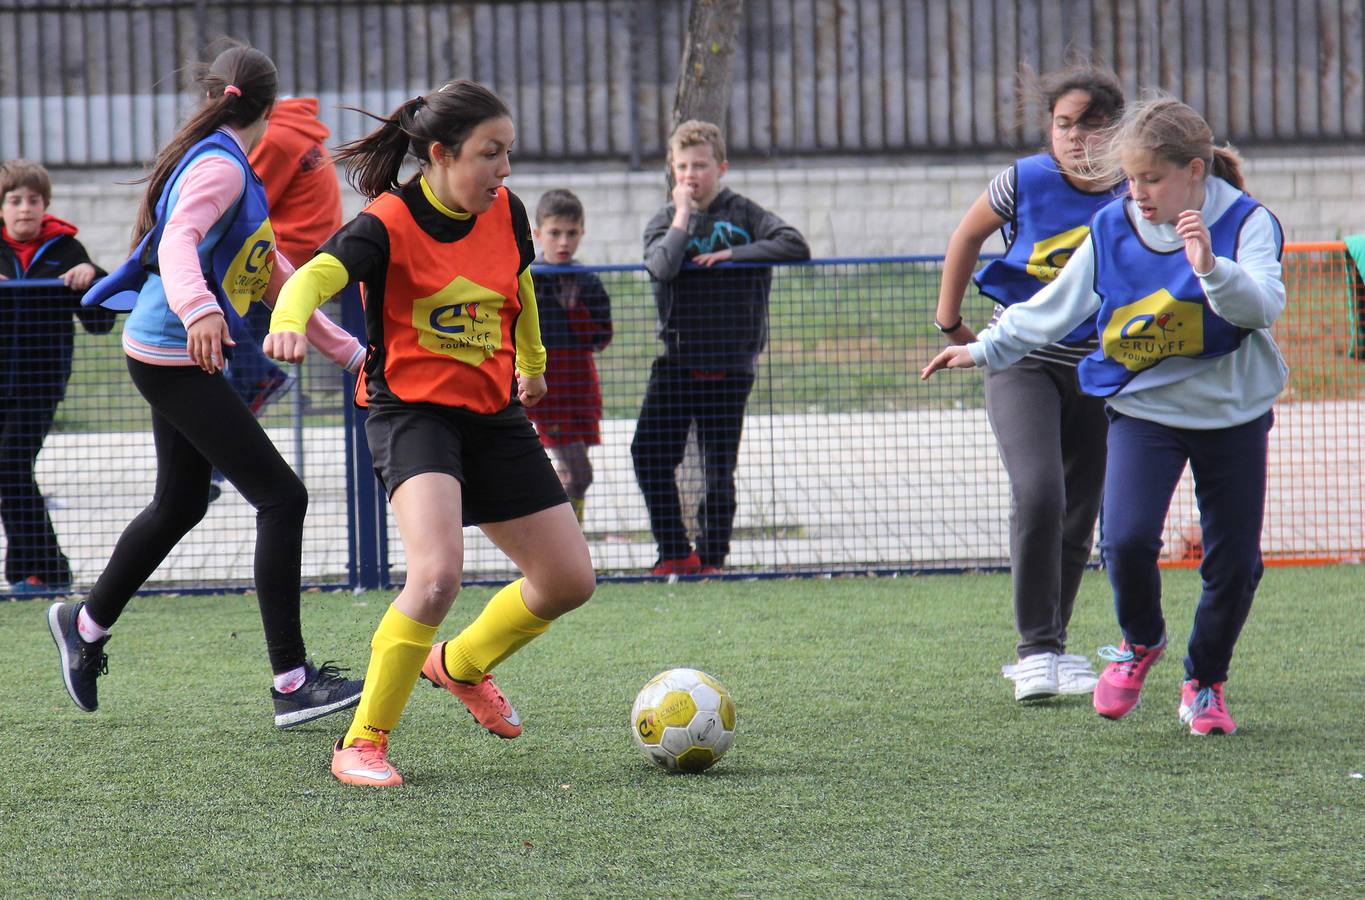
[{"left": 630, "top": 667, "right": 736, "bottom": 773}]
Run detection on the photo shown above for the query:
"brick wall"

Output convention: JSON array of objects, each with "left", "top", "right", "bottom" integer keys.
[{"left": 49, "top": 152, "right": 1365, "bottom": 271}]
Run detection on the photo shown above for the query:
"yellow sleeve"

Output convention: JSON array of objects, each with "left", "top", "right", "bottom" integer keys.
[
  {"left": 270, "top": 252, "right": 352, "bottom": 334},
  {"left": 514, "top": 266, "right": 546, "bottom": 377}
]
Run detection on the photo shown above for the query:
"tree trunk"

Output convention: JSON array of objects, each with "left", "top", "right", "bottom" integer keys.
[
  {"left": 670, "top": 1, "right": 744, "bottom": 548},
  {"left": 671, "top": 0, "right": 744, "bottom": 130}
]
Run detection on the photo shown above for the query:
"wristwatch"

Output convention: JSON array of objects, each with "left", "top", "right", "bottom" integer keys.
[{"left": 934, "top": 317, "right": 963, "bottom": 333}]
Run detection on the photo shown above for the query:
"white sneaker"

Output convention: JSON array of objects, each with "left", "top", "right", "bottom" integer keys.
[
  {"left": 1057, "top": 653, "right": 1100, "bottom": 694},
  {"left": 1002, "top": 652, "right": 1058, "bottom": 701}
]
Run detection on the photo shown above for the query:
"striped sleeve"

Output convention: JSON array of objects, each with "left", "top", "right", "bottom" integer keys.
[{"left": 986, "top": 165, "right": 1017, "bottom": 222}]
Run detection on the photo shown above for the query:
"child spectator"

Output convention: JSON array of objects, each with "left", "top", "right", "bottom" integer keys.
[
  {"left": 0, "top": 159, "right": 113, "bottom": 595},
  {"left": 923, "top": 96, "right": 1285, "bottom": 736},
  {"left": 528, "top": 189, "right": 612, "bottom": 524},
  {"left": 633, "top": 120, "right": 809, "bottom": 576}
]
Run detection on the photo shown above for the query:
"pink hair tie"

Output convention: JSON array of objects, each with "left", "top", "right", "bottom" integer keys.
[{"left": 223, "top": 84, "right": 242, "bottom": 97}]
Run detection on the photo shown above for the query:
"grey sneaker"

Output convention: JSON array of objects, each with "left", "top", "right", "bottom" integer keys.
[
  {"left": 271, "top": 660, "right": 363, "bottom": 728},
  {"left": 47, "top": 601, "right": 109, "bottom": 712}
]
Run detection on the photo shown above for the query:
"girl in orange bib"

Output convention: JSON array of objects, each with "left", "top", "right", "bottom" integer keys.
[{"left": 266, "top": 81, "right": 595, "bottom": 786}]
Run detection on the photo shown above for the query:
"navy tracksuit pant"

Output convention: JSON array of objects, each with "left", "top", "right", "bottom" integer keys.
[{"left": 1099, "top": 409, "right": 1273, "bottom": 684}]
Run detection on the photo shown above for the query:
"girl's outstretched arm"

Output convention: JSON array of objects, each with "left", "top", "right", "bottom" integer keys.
[{"left": 920, "top": 345, "right": 978, "bottom": 379}]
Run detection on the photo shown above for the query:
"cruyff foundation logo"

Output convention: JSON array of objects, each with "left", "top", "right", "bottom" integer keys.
[
  {"left": 1102, "top": 289, "right": 1205, "bottom": 372},
  {"left": 223, "top": 220, "right": 276, "bottom": 313},
  {"left": 1025, "top": 224, "right": 1090, "bottom": 282},
  {"left": 413, "top": 276, "right": 506, "bottom": 365}
]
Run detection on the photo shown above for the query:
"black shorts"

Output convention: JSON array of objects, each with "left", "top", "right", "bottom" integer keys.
[{"left": 365, "top": 402, "right": 568, "bottom": 526}]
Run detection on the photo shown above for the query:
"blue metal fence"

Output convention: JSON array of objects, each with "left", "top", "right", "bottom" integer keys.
[{"left": 3, "top": 253, "right": 1358, "bottom": 598}]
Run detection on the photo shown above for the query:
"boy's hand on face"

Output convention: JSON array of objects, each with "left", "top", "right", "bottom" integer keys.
[
  {"left": 692, "top": 248, "right": 733, "bottom": 267},
  {"left": 61, "top": 262, "right": 97, "bottom": 292},
  {"left": 671, "top": 181, "right": 695, "bottom": 215}
]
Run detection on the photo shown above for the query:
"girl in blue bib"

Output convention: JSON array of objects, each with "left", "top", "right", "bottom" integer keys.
[
  {"left": 48, "top": 45, "right": 366, "bottom": 730},
  {"left": 924, "top": 97, "right": 1286, "bottom": 737},
  {"left": 932, "top": 66, "right": 1125, "bottom": 703}
]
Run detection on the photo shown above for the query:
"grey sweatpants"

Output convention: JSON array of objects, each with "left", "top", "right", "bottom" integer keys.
[{"left": 985, "top": 354, "right": 1108, "bottom": 658}]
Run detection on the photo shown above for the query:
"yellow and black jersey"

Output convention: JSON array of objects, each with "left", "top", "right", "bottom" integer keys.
[{"left": 272, "top": 177, "right": 544, "bottom": 414}]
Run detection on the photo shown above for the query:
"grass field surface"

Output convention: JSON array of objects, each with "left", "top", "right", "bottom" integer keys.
[{"left": 2, "top": 568, "right": 1360, "bottom": 897}]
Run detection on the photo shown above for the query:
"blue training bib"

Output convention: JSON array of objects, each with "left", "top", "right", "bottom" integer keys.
[
  {"left": 1077, "top": 189, "right": 1273, "bottom": 397},
  {"left": 973, "top": 153, "right": 1124, "bottom": 345}
]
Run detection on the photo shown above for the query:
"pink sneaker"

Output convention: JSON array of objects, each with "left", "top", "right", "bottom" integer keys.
[
  {"left": 420, "top": 642, "right": 523, "bottom": 739},
  {"left": 1093, "top": 638, "right": 1166, "bottom": 720},
  {"left": 1179, "top": 680, "right": 1237, "bottom": 735},
  {"left": 331, "top": 737, "right": 403, "bottom": 787}
]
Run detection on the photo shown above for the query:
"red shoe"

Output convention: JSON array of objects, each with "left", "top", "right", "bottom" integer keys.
[
  {"left": 650, "top": 552, "right": 702, "bottom": 576},
  {"left": 1093, "top": 637, "right": 1166, "bottom": 719},
  {"left": 1180, "top": 680, "right": 1237, "bottom": 735},
  {"left": 331, "top": 737, "right": 402, "bottom": 787},
  {"left": 420, "top": 642, "right": 523, "bottom": 739}
]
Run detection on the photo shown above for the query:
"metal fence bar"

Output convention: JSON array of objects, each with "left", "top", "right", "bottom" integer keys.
[{"left": 2, "top": 0, "right": 1364, "bottom": 168}]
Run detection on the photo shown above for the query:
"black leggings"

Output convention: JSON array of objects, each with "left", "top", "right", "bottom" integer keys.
[{"left": 84, "top": 359, "right": 309, "bottom": 673}]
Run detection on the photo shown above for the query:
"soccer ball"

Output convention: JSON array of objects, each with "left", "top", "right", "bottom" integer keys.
[{"left": 630, "top": 667, "right": 736, "bottom": 773}]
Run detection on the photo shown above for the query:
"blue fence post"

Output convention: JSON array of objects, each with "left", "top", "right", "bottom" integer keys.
[{"left": 339, "top": 285, "right": 384, "bottom": 590}]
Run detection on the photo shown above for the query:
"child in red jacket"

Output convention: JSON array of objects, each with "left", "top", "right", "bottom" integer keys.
[{"left": 0, "top": 159, "right": 113, "bottom": 594}]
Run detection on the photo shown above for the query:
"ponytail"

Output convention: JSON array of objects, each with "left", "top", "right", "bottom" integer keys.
[
  {"left": 334, "top": 97, "right": 429, "bottom": 200},
  {"left": 1085, "top": 93, "right": 1246, "bottom": 192},
  {"left": 1211, "top": 146, "right": 1244, "bottom": 190},
  {"left": 131, "top": 43, "right": 277, "bottom": 247},
  {"left": 335, "top": 80, "right": 511, "bottom": 200}
]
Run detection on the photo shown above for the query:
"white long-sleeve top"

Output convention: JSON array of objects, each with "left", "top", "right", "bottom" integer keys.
[{"left": 968, "top": 177, "right": 1287, "bottom": 430}]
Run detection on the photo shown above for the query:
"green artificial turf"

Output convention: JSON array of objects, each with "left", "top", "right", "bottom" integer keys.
[{"left": 1, "top": 568, "right": 1360, "bottom": 897}]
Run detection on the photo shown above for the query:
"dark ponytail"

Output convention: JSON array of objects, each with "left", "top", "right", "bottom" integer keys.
[
  {"left": 131, "top": 43, "right": 277, "bottom": 247},
  {"left": 335, "top": 80, "right": 511, "bottom": 200}
]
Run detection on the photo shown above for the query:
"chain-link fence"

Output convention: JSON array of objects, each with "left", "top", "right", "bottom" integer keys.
[{"left": 3, "top": 249, "right": 1361, "bottom": 596}]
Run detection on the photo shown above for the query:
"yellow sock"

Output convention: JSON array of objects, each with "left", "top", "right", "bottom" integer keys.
[
  {"left": 343, "top": 603, "right": 438, "bottom": 749},
  {"left": 442, "top": 578, "right": 551, "bottom": 682}
]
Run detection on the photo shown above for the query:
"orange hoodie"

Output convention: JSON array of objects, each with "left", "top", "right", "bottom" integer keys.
[{"left": 249, "top": 97, "right": 342, "bottom": 266}]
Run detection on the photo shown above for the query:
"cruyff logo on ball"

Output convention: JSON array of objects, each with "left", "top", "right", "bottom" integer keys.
[
  {"left": 412, "top": 276, "right": 506, "bottom": 365},
  {"left": 1025, "top": 224, "right": 1090, "bottom": 283},
  {"left": 1101, "top": 288, "right": 1205, "bottom": 372}
]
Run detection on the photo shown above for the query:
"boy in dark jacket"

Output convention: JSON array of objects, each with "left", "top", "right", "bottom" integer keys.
[
  {"left": 633, "top": 120, "right": 810, "bottom": 575},
  {"left": 0, "top": 159, "right": 113, "bottom": 593},
  {"left": 528, "top": 189, "right": 613, "bottom": 525}
]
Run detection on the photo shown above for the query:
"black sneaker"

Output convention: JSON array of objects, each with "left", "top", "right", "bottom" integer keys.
[
  {"left": 47, "top": 601, "right": 109, "bottom": 712},
  {"left": 271, "top": 660, "right": 363, "bottom": 728}
]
